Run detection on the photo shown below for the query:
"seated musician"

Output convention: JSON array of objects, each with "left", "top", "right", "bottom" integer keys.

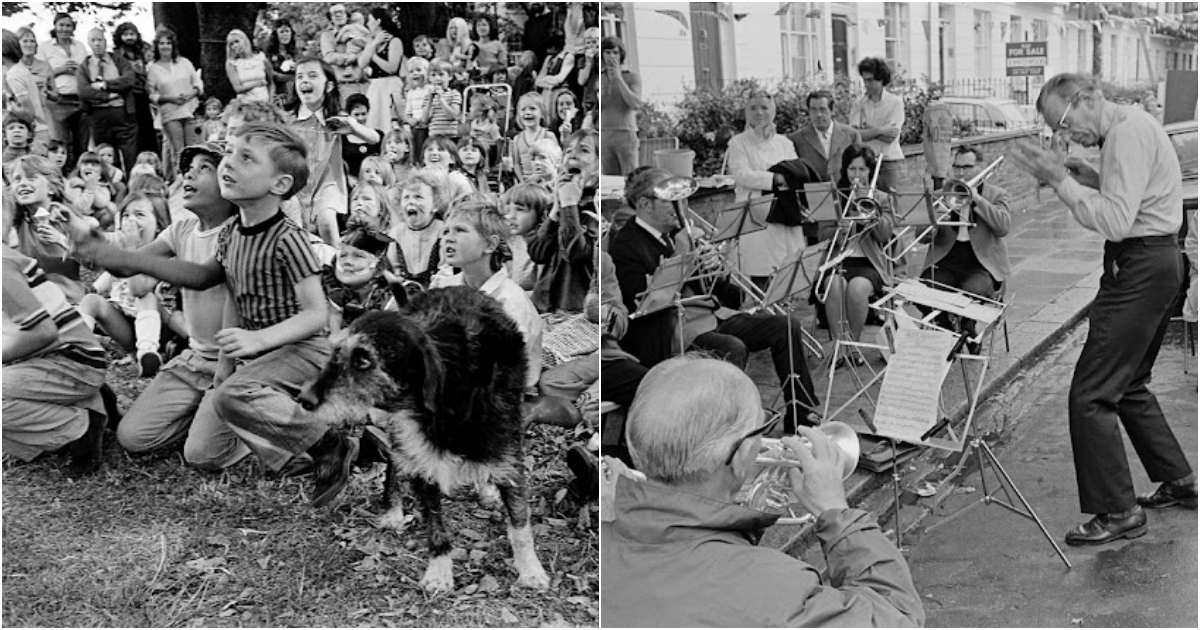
[
  {"left": 919, "top": 145, "right": 1011, "bottom": 348},
  {"left": 600, "top": 355, "right": 925, "bottom": 628},
  {"left": 820, "top": 144, "right": 896, "bottom": 363},
  {"left": 608, "top": 168, "right": 820, "bottom": 431}
]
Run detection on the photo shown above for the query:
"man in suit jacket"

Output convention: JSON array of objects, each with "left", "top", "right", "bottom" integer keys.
[
  {"left": 790, "top": 89, "right": 862, "bottom": 184},
  {"left": 919, "top": 145, "right": 1012, "bottom": 344},
  {"left": 609, "top": 168, "right": 821, "bottom": 431},
  {"left": 790, "top": 89, "right": 861, "bottom": 244}
]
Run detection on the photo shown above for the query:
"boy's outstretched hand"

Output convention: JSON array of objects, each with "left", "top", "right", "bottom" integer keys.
[{"left": 215, "top": 327, "right": 267, "bottom": 359}]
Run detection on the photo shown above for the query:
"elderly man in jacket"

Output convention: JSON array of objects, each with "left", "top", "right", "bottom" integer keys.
[{"left": 601, "top": 354, "right": 924, "bottom": 628}]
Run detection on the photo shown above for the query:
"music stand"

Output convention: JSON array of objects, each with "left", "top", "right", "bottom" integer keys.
[
  {"left": 870, "top": 280, "right": 1071, "bottom": 568},
  {"left": 631, "top": 253, "right": 701, "bottom": 356},
  {"left": 759, "top": 247, "right": 821, "bottom": 424}
]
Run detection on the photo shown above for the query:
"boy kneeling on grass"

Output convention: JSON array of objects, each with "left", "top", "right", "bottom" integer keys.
[{"left": 66, "top": 123, "right": 357, "bottom": 504}]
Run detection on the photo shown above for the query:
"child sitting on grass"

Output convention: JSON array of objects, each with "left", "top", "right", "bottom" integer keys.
[
  {"left": 502, "top": 182, "right": 552, "bottom": 293},
  {"left": 509, "top": 92, "right": 556, "bottom": 184},
  {"left": 65, "top": 151, "right": 119, "bottom": 229},
  {"left": 321, "top": 224, "right": 397, "bottom": 332},
  {"left": 70, "top": 122, "right": 358, "bottom": 507},
  {"left": 78, "top": 191, "right": 172, "bottom": 377},
  {"left": 202, "top": 96, "right": 227, "bottom": 142},
  {"left": 457, "top": 137, "right": 492, "bottom": 194},
  {"left": 431, "top": 196, "right": 543, "bottom": 392},
  {"left": 380, "top": 128, "right": 414, "bottom": 184}
]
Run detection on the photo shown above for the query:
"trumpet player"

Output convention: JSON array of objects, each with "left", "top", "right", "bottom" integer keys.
[
  {"left": 609, "top": 168, "right": 820, "bottom": 431},
  {"left": 1011, "top": 73, "right": 1195, "bottom": 546},
  {"left": 820, "top": 145, "right": 895, "bottom": 362},
  {"left": 917, "top": 145, "right": 1012, "bottom": 349},
  {"left": 601, "top": 355, "right": 924, "bottom": 628}
]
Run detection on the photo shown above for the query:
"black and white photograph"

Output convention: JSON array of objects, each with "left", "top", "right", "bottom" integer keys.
[
  {"left": 597, "top": 2, "right": 1197, "bottom": 627},
  {"left": 1, "top": 1, "right": 601, "bottom": 626}
]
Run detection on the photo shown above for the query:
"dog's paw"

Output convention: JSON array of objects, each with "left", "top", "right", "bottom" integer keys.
[
  {"left": 477, "top": 481, "right": 503, "bottom": 509},
  {"left": 515, "top": 564, "right": 551, "bottom": 590},
  {"left": 420, "top": 556, "right": 455, "bottom": 594},
  {"left": 375, "top": 505, "right": 410, "bottom": 531}
]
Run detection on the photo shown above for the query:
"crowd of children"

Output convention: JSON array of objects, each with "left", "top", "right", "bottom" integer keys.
[{"left": 1, "top": 7, "right": 603, "bottom": 500}]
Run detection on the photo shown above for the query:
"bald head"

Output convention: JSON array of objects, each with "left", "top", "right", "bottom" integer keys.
[
  {"left": 87, "top": 28, "right": 107, "bottom": 55},
  {"left": 627, "top": 355, "right": 763, "bottom": 484}
]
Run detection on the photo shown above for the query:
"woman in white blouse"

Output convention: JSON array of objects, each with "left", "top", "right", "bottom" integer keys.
[
  {"left": 146, "top": 27, "right": 200, "bottom": 180},
  {"left": 725, "top": 89, "right": 803, "bottom": 290},
  {"left": 224, "top": 29, "right": 272, "bottom": 103}
]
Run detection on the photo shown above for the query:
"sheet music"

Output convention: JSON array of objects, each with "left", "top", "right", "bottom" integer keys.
[{"left": 872, "top": 327, "right": 960, "bottom": 443}]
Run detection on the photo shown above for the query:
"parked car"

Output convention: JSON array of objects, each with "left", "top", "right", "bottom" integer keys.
[{"left": 942, "top": 96, "right": 1032, "bottom": 136}]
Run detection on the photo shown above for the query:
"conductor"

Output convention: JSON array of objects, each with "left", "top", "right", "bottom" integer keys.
[{"left": 1012, "top": 73, "right": 1195, "bottom": 546}]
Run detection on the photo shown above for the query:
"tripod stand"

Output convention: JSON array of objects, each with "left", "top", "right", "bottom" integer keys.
[{"left": 924, "top": 418, "right": 1073, "bottom": 569}]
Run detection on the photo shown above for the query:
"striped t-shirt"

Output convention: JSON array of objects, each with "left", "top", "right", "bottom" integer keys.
[
  {"left": 2, "top": 245, "right": 106, "bottom": 370},
  {"left": 426, "top": 88, "right": 462, "bottom": 137},
  {"left": 215, "top": 211, "right": 322, "bottom": 332}
]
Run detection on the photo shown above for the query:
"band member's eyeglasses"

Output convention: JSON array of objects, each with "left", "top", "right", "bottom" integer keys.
[{"left": 724, "top": 410, "right": 781, "bottom": 466}]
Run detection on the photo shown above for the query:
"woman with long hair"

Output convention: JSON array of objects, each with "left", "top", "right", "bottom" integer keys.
[
  {"left": 358, "top": 8, "right": 404, "bottom": 132},
  {"left": 472, "top": 13, "right": 507, "bottom": 80},
  {"left": 820, "top": 143, "right": 895, "bottom": 358},
  {"left": 112, "top": 22, "right": 155, "bottom": 155},
  {"left": 266, "top": 20, "right": 298, "bottom": 106},
  {"left": 146, "top": 26, "right": 201, "bottom": 181},
  {"left": 11, "top": 27, "right": 53, "bottom": 147},
  {"left": 224, "top": 28, "right": 272, "bottom": 103}
]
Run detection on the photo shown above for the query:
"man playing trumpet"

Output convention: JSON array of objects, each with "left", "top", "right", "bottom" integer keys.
[
  {"left": 1011, "top": 73, "right": 1195, "bottom": 545},
  {"left": 609, "top": 168, "right": 820, "bottom": 431},
  {"left": 600, "top": 355, "right": 924, "bottom": 627},
  {"left": 917, "top": 145, "right": 1012, "bottom": 350}
]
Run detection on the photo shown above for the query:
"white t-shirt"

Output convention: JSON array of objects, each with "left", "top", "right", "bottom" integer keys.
[
  {"left": 851, "top": 90, "right": 906, "bottom": 162},
  {"left": 156, "top": 215, "right": 235, "bottom": 359},
  {"left": 430, "top": 267, "right": 543, "bottom": 389}
]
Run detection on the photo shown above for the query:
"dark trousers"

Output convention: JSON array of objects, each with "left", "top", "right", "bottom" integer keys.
[
  {"left": 691, "top": 312, "right": 819, "bottom": 428},
  {"left": 1070, "top": 236, "right": 1193, "bottom": 514},
  {"left": 89, "top": 106, "right": 138, "bottom": 174},
  {"left": 599, "top": 358, "right": 649, "bottom": 467}
]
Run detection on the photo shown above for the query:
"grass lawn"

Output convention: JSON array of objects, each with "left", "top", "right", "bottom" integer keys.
[{"left": 3, "top": 348, "right": 599, "bottom": 628}]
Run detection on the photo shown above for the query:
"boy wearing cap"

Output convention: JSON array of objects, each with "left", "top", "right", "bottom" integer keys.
[{"left": 112, "top": 142, "right": 242, "bottom": 458}]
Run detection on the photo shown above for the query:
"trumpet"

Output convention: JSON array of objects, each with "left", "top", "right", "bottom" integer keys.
[
  {"left": 884, "top": 155, "right": 1004, "bottom": 262},
  {"left": 740, "top": 421, "right": 861, "bottom": 523},
  {"left": 814, "top": 159, "right": 883, "bottom": 303}
]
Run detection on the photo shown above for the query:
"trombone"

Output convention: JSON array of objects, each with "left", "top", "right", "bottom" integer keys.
[
  {"left": 884, "top": 156, "right": 1005, "bottom": 262},
  {"left": 813, "top": 159, "right": 883, "bottom": 303}
]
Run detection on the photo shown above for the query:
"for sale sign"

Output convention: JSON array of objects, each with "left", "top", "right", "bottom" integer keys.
[{"left": 1006, "top": 41, "right": 1047, "bottom": 77}]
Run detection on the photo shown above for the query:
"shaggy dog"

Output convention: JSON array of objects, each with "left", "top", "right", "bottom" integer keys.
[{"left": 298, "top": 286, "right": 550, "bottom": 592}]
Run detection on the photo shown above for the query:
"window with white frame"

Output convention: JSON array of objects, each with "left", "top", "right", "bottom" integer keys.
[
  {"left": 600, "top": 4, "right": 626, "bottom": 41},
  {"left": 884, "top": 3, "right": 910, "bottom": 72},
  {"left": 1031, "top": 19, "right": 1048, "bottom": 42},
  {"left": 780, "top": 3, "right": 819, "bottom": 80},
  {"left": 974, "top": 10, "right": 992, "bottom": 78},
  {"left": 1009, "top": 15, "right": 1022, "bottom": 42}
]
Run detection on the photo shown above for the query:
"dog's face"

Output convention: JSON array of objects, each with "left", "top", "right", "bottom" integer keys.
[{"left": 299, "top": 312, "right": 443, "bottom": 427}]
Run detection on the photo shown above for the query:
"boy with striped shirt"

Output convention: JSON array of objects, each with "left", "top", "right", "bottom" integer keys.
[{"left": 71, "top": 123, "right": 357, "bottom": 504}]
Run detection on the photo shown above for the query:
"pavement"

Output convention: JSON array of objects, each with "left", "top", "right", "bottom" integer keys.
[
  {"left": 899, "top": 324, "right": 1198, "bottom": 628},
  {"left": 747, "top": 191, "right": 1197, "bottom": 555}
]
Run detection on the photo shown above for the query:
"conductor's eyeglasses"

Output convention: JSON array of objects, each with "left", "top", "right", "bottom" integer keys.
[{"left": 724, "top": 410, "right": 780, "bottom": 466}]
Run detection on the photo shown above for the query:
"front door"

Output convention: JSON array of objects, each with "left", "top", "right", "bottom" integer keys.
[
  {"left": 832, "top": 15, "right": 848, "bottom": 77},
  {"left": 690, "top": 2, "right": 723, "bottom": 91}
]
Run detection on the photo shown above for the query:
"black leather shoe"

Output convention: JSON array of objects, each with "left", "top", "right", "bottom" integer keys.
[
  {"left": 1064, "top": 507, "right": 1147, "bottom": 546},
  {"left": 1137, "top": 480, "right": 1198, "bottom": 509},
  {"left": 309, "top": 431, "right": 359, "bottom": 507},
  {"left": 566, "top": 445, "right": 599, "bottom": 500}
]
